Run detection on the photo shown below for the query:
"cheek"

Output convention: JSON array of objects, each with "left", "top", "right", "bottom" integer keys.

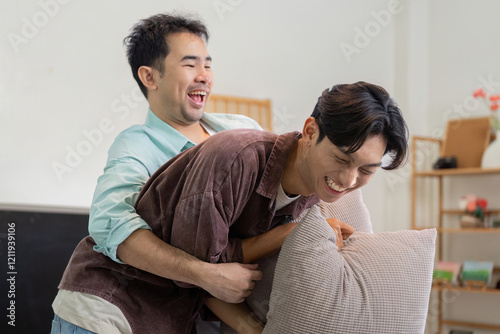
[
  {"left": 171, "top": 69, "right": 191, "bottom": 85},
  {"left": 357, "top": 174, "right": 375, "bottom": 187}
]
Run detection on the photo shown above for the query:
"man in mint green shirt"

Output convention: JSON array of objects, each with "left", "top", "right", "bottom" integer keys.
[{"left": 52, "top": 13, "right": 268, "bottom": 334}]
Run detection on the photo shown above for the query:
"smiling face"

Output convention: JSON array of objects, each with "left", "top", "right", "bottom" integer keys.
[
  {"left": 154, "top": 32, "right": 213, "bottom": 125},
  {"left": 291, "top": 118, "right": 387, "bottom": 203}
]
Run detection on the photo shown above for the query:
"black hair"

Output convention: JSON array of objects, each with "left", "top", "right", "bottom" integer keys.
[
  {"left": 123, "top": 13, "right": 209, "bottom": 98},
  {"left": 310, "top": 81, "right": 408, "bottom": 170}
]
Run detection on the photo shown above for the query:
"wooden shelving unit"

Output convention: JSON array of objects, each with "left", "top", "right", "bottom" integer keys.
[{"left": 411, "top": 136, "right": 500, "bottom": 333}]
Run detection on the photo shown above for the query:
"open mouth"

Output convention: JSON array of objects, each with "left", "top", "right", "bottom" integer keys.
[
  {"left": 325, "top": 176, "right": 347, "bottom": 193},
  {"left": 188, "top": 90, "right": 207, "bottom": 106}
]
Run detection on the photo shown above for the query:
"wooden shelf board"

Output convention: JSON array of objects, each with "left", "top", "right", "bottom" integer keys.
[
  {"left": 412, "top": 135, "right": 442, "bottom": 142},
  {"left": 442, "top": 209, "right": 500, "bottom": 215},
  {"left": 414, "top": 167, "right": 500, "bottom": 176},
  {"left": 441, "top": 319, "right": 500, "bottom": 330},
  {"left": 440, "top": 227, "right": 500, "bottom": 233},
  {"left": 432, "top": 285, "right": 500, "bottom": 295},
  {"left": 415, "top": 227, "right": 500, "bottom": 233}
]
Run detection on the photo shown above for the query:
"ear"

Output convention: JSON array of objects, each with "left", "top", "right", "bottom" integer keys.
[
  {"left": 137, "top": 66, "right": 158, "bottom": 92},
  {"left": 302, "top": 117, "right": 318, "bottom": 143}
]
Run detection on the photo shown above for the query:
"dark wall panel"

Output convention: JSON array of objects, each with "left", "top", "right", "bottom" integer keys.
[{"left": 0, "top": 210, "right": 89, "bottom": 334}]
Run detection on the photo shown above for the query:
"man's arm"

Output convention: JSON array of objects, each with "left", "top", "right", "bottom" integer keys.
[
  {"left": 117, "top": 228, "right": 263, "bottom": 303},
  {"left": 90, "top": 153, "right": 263, "bottom": 303},
  {"left": 240, "top": 223, "right": 297, "bottom": 264},
  {"left": 204, "top": 296, "right": 264, "bottom": 334},
  {"left": 240, "top": 215, "right": 355, "bottom": 263}
]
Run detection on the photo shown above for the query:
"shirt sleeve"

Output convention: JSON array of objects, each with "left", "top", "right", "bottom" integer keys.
[
  {"left": 89, "top": 156, "right": 152, "bottom": 264},
  {"left": 168, "top": 149, "right": 258, "bottom": 266},
  {"left": 168, "top": 194, "right": 241, "bottom": 265}
]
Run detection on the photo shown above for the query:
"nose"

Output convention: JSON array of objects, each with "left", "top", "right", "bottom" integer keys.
[
  {"left": 339, "top": 168, "right": 358, "bottom": 189},
  {"left": 196, "top": 67, "right": 212, "bottom": 85}
]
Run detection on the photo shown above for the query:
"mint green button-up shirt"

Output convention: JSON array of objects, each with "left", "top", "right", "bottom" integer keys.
[{"left": 89, "top": 108, "right": 262, "bottom": 263}]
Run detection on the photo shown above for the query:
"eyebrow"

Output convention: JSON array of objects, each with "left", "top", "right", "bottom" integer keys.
[
  {"left": 337, "top": 147, "right": 382, "bottom": 167},
  {"left": 180, "top": 55, "right": 212, "bottom": 62}
]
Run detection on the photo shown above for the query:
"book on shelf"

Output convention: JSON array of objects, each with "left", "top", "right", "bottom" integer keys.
[
  {"left": 461, "top": 260, "right": 494, "bottom": 285},
  {"left": 433, "top": 261, "right": 462, "bottom": 285}
]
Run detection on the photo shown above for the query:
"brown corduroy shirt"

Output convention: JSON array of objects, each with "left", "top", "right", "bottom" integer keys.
[{"left": 58, "top": 129, "right": 319, "bottom": 333}]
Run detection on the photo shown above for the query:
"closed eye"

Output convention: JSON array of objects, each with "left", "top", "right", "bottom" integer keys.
[
  {"left": 360, "top": 168, "right": 376, "bottom": 175},
  {"left": 334, "top": 155, "right": 349, "bottom": 164}
]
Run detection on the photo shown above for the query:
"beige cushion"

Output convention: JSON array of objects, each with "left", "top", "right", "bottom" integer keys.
[
  {"left": 221, "top": 189, "right": 373, "bottom": 333},
  {"left": 263, "top": 205, "right": 436, "bottom": 334}
]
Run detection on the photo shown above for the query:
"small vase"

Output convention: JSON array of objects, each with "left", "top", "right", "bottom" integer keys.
[{"left": 481, "top": 137, "right": 500, "bottom": 168}]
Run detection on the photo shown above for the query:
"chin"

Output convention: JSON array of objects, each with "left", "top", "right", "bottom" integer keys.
[
  {"left": 182, "top": 109, "right": 204, "bottom": 122},
  {"left": 320, "top": 187, "right": 356, "bottom": 203}
]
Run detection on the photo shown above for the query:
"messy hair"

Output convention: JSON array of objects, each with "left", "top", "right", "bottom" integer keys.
[{"left": 310, "top": 81, "right": 408, "bottom": 170}]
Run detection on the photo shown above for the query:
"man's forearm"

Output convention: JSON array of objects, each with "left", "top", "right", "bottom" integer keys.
[
  {"left": 240, "top": 223, "right": 297, "bottom": 264},
  {"left": 205, "top": 297, "right": 264, "bottom": 334},
  {"left": 117, "top": 228, "right": 206, "bottom": 285},
  {"left": 116, "top": 228, "right": 263, "bottom": 303}
]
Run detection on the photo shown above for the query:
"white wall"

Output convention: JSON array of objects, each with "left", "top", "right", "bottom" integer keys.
[
  {"left": 2, "top": 0, "right": 500, "bottom": 331},
  {"left": 1, "top": 0, "right": 499, "bottom": 233},
  {"left": 0, "top": 0, "right": 398, "bottom": 224}
]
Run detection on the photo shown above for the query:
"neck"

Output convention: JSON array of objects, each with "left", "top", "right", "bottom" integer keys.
[
  {"left": 150, "top": 103, "right": 210, "bottom": 144},
  {"left": 177, "top": 122, "right": 210, "bottom": 144},
  {"left": 281, "top": 141, "right": 306, "bottom": 197}
]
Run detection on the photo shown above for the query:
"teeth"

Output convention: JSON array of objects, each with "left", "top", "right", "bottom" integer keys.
[
  {"left": 326, "top": 176, "right": 346, "bottom": 192},
  {"left": 188, "top": 91, "right": 207, "bottom": 95}
]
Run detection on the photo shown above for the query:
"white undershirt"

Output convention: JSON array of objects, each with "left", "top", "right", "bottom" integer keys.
[
  {"left": 201, "top": 120, "right": 216, "bottom": 136},
  {"left": 52, "top": 289, "right": 131, "bottom": 334},
  {"left": 275, "top": 183, "right": 301, "bottom": 211}
]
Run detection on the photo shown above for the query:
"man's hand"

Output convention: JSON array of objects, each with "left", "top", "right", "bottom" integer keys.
[
  {"left": 326, "top": 218, "right": 354, "bottom": 251},
  {"left": 199, "top": 263, "right": 262, "bottom": 303}
]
